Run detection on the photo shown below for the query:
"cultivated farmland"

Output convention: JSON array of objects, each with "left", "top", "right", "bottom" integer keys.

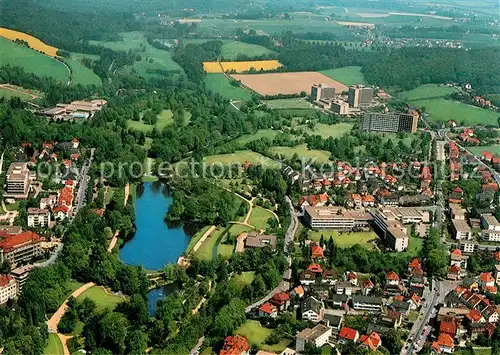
[
  {"left": 0, "top": 38, "right": 69, "bottom": 82},
  {"left": 0, "top": 27, "right": 58, "bottom": 56},
  {"left": 203, "top": 60, "right": 282, "bottom": 73},
  {"left": 231, "top": 72, "right": 348, "bottom": 96}
]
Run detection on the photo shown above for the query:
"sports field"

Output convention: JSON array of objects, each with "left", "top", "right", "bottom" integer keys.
[
  {"left": 204, "top": 151, "right": 279, "bottom": 168},
  {"left": 264, "top": 98, "right": 312, "bottom": 109},
  {"left": 308, "top": 230, "right": 378, "bottom": 250},
  {"left": 204, "top": 74, "right": 252, "bottom": 100},
  {"left": 270, "top": 144, "right": 332, "bottom": 164},
  {"left": 0, "top": 27, "right": 58, "bottom": 56},
  {"left": 320, "top": 66, "right": 366, "bottom": 86},
  {"left": 0, "top": 38, "right": 69, "bottom": 82},
  {"left": 468, "top": 145, "right": 500, "bottom": 156},
  {"left": 221, "top": 41, "right": 277, "bottom": 60},
  {"left": 78, "top": 286, "right": 124, "bottom": 311},
  {"left": 44, "top": 333, "right": 64, "bottom": 355},
  {"left": 204, "top": 60, "right": 282, "bottom": 73},
  {"left": 231, "top": 72, "right": 348, "bottom": 96}
]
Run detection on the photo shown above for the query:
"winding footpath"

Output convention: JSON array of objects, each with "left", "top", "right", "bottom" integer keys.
[{"left": 47, "top": 282, "right": 95, "bottom": 355}]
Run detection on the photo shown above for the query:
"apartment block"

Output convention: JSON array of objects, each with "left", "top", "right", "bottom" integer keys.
[
  {"left": 4, "top": 162, "right": 31, "bottom": 199},
  {"left": 452, "top": 219, "right": 472, "bottom": 240},
  {"left": 331, "top": 100, "right": 350, "bottom": 115},
  {"left": 27, "top": 208, "right": 51, "bottom": 228},
  {"left": 362, "top": 113, "right": 418, "bottom": 133},
  {"left": 0, "top": 274, "right": 18, "bottom": 305},
  {"left": 0, "top": 231, "right": 42, "bottom": 267},
  {"left": 296, "top": 324, "right": 332, "bottom": 352},
  {"left": 10, "top": 264, "right": 33, "bottom": 291},
  {"left": 304, "top": 206, "right": 372, "bottom": 230},
  {"left": 480, "top": 215, "right": 500, "bottom": 242},
  {"left": 348, "top": 85, "right": 373, "bottom": 108},
  {"left": 311, "top": 84, "right": 335, "bottom": 101}
]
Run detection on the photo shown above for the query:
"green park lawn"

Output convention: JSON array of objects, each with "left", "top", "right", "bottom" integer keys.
[
  {"left": 204, "top": 74, "right": 252, "bottom": 101},
  {"left": 468, "top": 145, "right": 500, "bottom": 156},
  {"left": 302, "top": 123, "right": 353, "bottom": 139},
  {"left": 77, "top": 286, "right": 125, "bottom": 311},
  {"left": 308, "top": 231, "right": 378, "bottom": 250},
  {"left": 44, "top": 333, "right": 64, "bottom": 355},
  {"left": 194, "top": 227, "right": 226, "bottom": 261},
  {"left": 270, "top": 144, "right": 332, "bottom": 164},
  {"left": 264, "top": 98, "right": 312, "bottom": 109},
  {"left": 228, "top": 224, "right": 252, "bottom": 238},
  {"left": 186, "top": 226, "right": 211, "bottom": 254},
  {"left": 0, "top": 37, "right": 69, "bottom": 82},
  {"left": 221, "top": 41, "right": 277, "bottom": 60},
  {"left": 236, "top": 320, "right": 291, "bottom": 353},
  {"left": 64, "top": 58, "right": 102, "bottom": 86},
  {"left": 399, "top": 84, "right": 498, "bottom": 125},
  {"left": 126, "top": 110, "right": 188, "bottom": 133},
  {"left": 204, "top": 151, "right": 279, "bottom": 168},
  {"left": 231, "top": 271, "right": 255, "bottom": 288},
  {"left": 248, "top": 207, "right": 275, "bottom": 230},
  {"left": 402, "top": 236, "right": 424, "bottom": 257},
  {"left": 320, "top": 66, "right": 366, "bottom": 86},
  {"left": 236, "top": 129, "right": 279, "bottom": 145}
]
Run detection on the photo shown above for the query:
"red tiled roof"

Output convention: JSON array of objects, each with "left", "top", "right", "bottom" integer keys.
[
  {"left": 258, "top": 302, "right": 277, "bottom": 315},
  {"left": 363, "top": 279, "right": 374, "bottom": 289},
  {"left": 339, "top": 327, "right": 358, "bottom": 341},
  {"left": 293, "top": 285, "right": 304, "bottom": 295},
  {"left": 271, "top": 291, "right": 289, "bottom": 304},
  {"left": 437, "top": 333, "right": 454, "bottom": 348},
  {"left": 394, "top": 295, "right": 404, "bottom": 302},
  {"left": 480, "top": 272, "right": 494, "bottom": 283},
  {"left": 493, "top": 251, "right": 500, "bottom": 262},
  {"left": 54, "top": 205, "right": 69, "bottom": 213},
  {"left": 360, "top": 332, "right": 381, "bottom": 351},
  {"left": 0, "top": 231, "right": 41, "bottom": 253},
  {"left": 347, "top": 271, "right": 357, "bottom": 280},
  {"left": 411, "top": 294, "right": 421, "bottom": 305},
  {"left": 452, "top": 186, "right": 463, "bottom": 194},
  {"left": 408, "top": 258, "right": 421, "bottom": 269},
  {"left": 450, "top": 249, "right": 462, "bottom": 258},
  {"left": 220, "top": 335, "right": 249, "bottom": 355},
  {"left": 65, "top": 179, "right": 74, "bottom": 186},
  {"left": 448, "top": 265, "right": 460, "bottom": 274},
  {"left": 440, "top": 322, "right": 457, "bottom": 336},
  {"left": 466, "top": 309, "right": 483, "bottom": 322},
  {"left": 386, "top": 271, "right": 400, "bottom": 281},
  {"left": 0, "top": 274, "right": 14, "bottom": 287},
  {"left": 308, "top": 263, "right": 323, "bottom": 273},
  {"left": 311, "top": 244, "right": 324, "bottom": 258}
]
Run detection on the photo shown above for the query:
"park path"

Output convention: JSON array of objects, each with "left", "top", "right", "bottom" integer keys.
[
  {"left": 107, "top": 230, "right": 120, "bottom": 253},
  {"left": 124, "top": 183, "right": 130, "bottom": 206},
  {"left": 191, "top": 226, "right": 216, "bottom": 253},
  {"left": 47, "top": 282, "right": 95, "bottom": 355}
]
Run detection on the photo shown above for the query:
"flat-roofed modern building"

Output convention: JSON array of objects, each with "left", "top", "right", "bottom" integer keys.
[
  {"left": 10, "top": 264, "right": 33, "bottom": 291},
  {"left": 362, "top": 112, "right": 418, "bottom": 133},
  {"left": 331, "top": 100, "right": 350, "bottom": 115},
  {"left": 348, "top": 85, "right": 373, "bottom": 108},
  {"left": 480, "top": 214, "right": 500, "bottom": 242},
  {"left": 296, "top": 324, "right": 332, "bottom": 352},
  {"left": 311, "top": 84, "right": 336, "bottom": 101},
  {"left": 451, "top": 219, "right": 472, "bottom": 240},
  {"left": 27, "top": 208, "right": 51, "bottom": 228},
  {"left": 4, "top": 162, "right": 30, "bottom": 199},
  {"left": 386, "top": 225, "right": 409, "bottom": 252},
  {"left": 304, "top": 206, "right": 372, "bottom": 230}
]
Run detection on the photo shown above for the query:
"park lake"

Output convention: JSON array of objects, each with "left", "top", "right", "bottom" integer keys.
[{"left": 119, "top": 181, "right": 194, "bottom": 314}]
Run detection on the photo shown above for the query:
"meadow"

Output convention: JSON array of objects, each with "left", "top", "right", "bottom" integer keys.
[
  {"left": 236, "top": 320, "right": 291, "bottom": 353},
  {"left": 204, "top": 151, "right": 280, "bottom": 168},
  {"left": 264, "top": 98, "right": 312, "bottom": 109},
  {"left": 468, "top": 145, "right": 500, "bottom": 156},
  {"left": 308, "top": 230, "right": 378, "bottom": 250},
  {"left": 0, "top": 27, "right": 58, "bottom": 56},
  {"left": 221, "top": 41, "right": 277, "bottom": 60},
  {"left": 194, "top": 227, "right": 226, "bottom": 261},
  {"left": 270, "top": 144, "right": 332, "bottom": 164},
  {"left": 204, "top": 74, "right": 252, "bottom": 100},
  {"left": 204, "top": 60, "right": 282, "bottom": 73},
  {"left": 64, "top": 58, "right": 102, "bottom": 86},
  {"left": 301, "top": 122, "right": 354, "bottom": 139},
  {"left": 90, "top": 32, "right": 182, "bottom": 77},
  {"left": 399, "top": 84, "right": 499, "bottom": 126},
  {"left": 0, "top": 38, "right": 69, "bottom": 82},
  {"left": 247, "top": 207, "right": 275, "bottom": 230},
  {"left": 126, "top": 110, "right": 189, "bottom": 133},
  {"left": 230, "top": 271, "right": 255, "bottom": 289},
  {"left": 78, "top": 286, "right": 125, "bottom": 311},
  {"left": 235, "top": 129, "right": 279, "bottom": 145},
  {"left": 0, "top": 86, "right": 36, "bottom": 100},
  {"left": 320, "top": 66, "right": 366, "bottom": 86},
  {"left": 44, "top": 333, "right": 64, "bottom": 355}
]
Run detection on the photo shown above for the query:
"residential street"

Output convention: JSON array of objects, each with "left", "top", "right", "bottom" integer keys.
[{"left": 72, "top": 148, "right": 95, "bottom": 218}]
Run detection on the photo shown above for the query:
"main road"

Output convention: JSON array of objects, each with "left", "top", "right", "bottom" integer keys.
[{"left": 72, "top": 148, "right": 95, "bottom": 218}]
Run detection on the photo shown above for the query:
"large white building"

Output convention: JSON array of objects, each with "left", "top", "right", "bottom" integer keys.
[
  {"left": 481, "top": 215, "right": 500, "bottom": 242},
  {"left": 451, "top": 219, "right": 472, "bottom": 240},
  {"left": 304, "top": 206, "right": 372, "bottom": 230},
  {"left": 296, "top": 324, "right": 332, "bottom": 352},
  {"left": 0, "top": 274, "right": 18, "bottom": 305},
  {"left": 27, "top": 208, "right": 51, "bottom": 228}
]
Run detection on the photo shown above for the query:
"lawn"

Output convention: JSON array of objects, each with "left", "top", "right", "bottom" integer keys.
[
  {"left": 204, "top": 74, "right": 252, "bottom": 101},
  {"left": 402, "top": 236, "right": 424, "bottom": 257},
  {"left": 44, "top": 333, "right": 64, "bottom": 355},
  {"left": 270, "top": 144, "right": 332, "bottom": 164},
  {"left": 472, "top": 347, "right": 492, "bottom": 355},
  {"left": 90, "top": 31, "right": 182, "bottom": 77},
  {"left": 0, "top": 87, "right": 34, "bottom": 100},
  {"left": 308, "top": 230, "right": 378, "bottom": 250},
  {"left": 64, "top": 58, "right": 102, "bottom": 86},
  {"left": 236, "top": 129, "right": 280, "bottom": 146},
  {"left": 230, "top": 271, "right": 255, "bottom": 288},
  {"left": 0, "top": 37, "right": 69, "bottom": 82},
  {"left": 398, "top": 84, "right": 498, "bottom": 126},
  {"left": 194, "top": 227, "right": 226, "bottom": 261},
  {"left": 248, "top": 207, "right": 275, "bottom": 230},
  {"left": 302, "top": 123, "right": 353, "bottom": 139},
  {"left": 264, "top": 98, "right": 313, "bottom": 109},
  {"left": 126, "top": 110, "right": 179, "bottom": 133},
  {"left": 221, "top": 41, "right": 277, "bottom": 60},
  {"left": 186, "top": 226, "right": 211, "bottom": 254},
  {"left": 228, "top": 224, "right": 253, "bottom": 238},
  {"left": 77, "top": 286, "right": 125, "bottom": 311},
  {"left": 236, "top": 320, "right": 291, "bottom": 353},
  {"left": 204, "top": 151, "right": 280, "bottom": 168},
  {"left": 468, "top": 145, "right": 500, "bottom": 156},
  {"left": 320, "top": 66, "right": 366, "bottom": 86}
]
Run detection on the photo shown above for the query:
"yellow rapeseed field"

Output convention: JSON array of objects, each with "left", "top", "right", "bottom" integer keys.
[
  {"left": 0, "top": 27, "right": 58, "bottom": 57},
  {"left": 203, "top": 60, "right": 282, "bottom": 73}
]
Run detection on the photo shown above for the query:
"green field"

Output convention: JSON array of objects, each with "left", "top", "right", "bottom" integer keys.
[
  {"left": 402, "top": 236, "right": 424, "bottom": 257},
  {"left": 399, "top": 84, "right": 498, "bottom": 125},
  {"left": 468, "top": 145, "right": 500, "bottom": 156},
  {"left": 230, "top": 271, "right": 255, "bottom": 288},
  {"left": 228, "top": 224, "right": 253, "bottom": 238},
  {"left": 78, "top": 286, "right": 125, "bottom": 311},
  {"left": 0, "top": 38, "right": 69, "bottom": 82},
  {"left": 248, "top": 207, "right": 275, "bottom": 230},
  {"left": 236, "top": 320, "right": 291, "bottom": 353},
  {"left": 308, "top": 230, "right": 378, "bottom": 250},
  {"left": 302, "top": 123, "right": 353, "bottom": 139},
  {"left": 264, "top": 98, "right": 313, "bottom": 109},
  {"left": 0, "top": 87, "right": 34, "bottom": 100},
  {"left": 194, "top": 227, "right": 226, "bottom": 261},
  {"left": 271, "top": 144, "right": 332, "bottom": 163},
  {"left": 204, "top": 74, "right": 252, "bottom": 100},
  {"left": 126, "top": 110, "right": 183, "bottom": 133},
  {"left": 186, "top": 226, "right": 211, "bottom": 254},
  {"left": 236, "top": 129, "right": 279, "bottom": 145},
  {"left": 65, "top": 58, "right": 102, "bottom": 86},
  {"left": 204, "top": 151, "right": 279, "bottom": 168},
  {"left": 320, "top": 66, "right": 366, "bottom": 86},
  {"left": 44, "top": 333, "right": 64, "bottom": 355},
  {"left": 90, "top": 32, "right": 182, "bottom": 77},
  {"left": 221, "top": 41, "right": 277, "bottom": 60}
]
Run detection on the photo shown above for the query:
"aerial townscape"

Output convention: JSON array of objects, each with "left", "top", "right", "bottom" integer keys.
[{"left": 0, "top": 0, "right": 500, "bottom": 354}]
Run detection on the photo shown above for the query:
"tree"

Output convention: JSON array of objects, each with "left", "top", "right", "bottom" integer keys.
[
  {"left": 58, "top": 307, "right": 78, "bottom": 334},
  {"left": 125, "top": 329, "right": 148, "bottom": 355},
  {"left": 98, "top": 312, "right": 129, "bottom": 354},
  {"left": 383, "top": 329, "right": 403, "bottom": 354}
]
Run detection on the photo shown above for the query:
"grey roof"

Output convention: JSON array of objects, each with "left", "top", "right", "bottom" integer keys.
[
  {"left": 302, "top": 296, "right": 322, "bottom": 314},
  {"left": 323, "top": 313, "right": 342, "bottom": 327},
  {"left": 352, "top": 295, "right": 382, "bottom": 305},
  {"left": 331, "top": 294, "right": 349, "bottom": 302},
  {"left": 391, "top": 300, "right": 410, "bottom": 311}
]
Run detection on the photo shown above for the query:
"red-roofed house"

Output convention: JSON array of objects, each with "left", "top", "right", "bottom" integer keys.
[
  {"left": 409, "top": 294, "right": 422, "bottom": 310},
  {"left": 447, "top": 265, "right": 461, "bottom": 281},
  {"left": 362, "top": 279, "right": 374, "bottom": 296},
  {"left": 466, "top": 309, "right": 484, "bottom": 324},
  {"left": 54, "top": 205, "right": 70, "bottom": 220},
  {"left": 339, "top": 327, "right": 359, "bottom": 343},
  {"left": 408, "top": 258, "right": 422, "bottom": 273},
  {"left": 0, "top": 274, "right": 18, "bottom": 305},
  {"left": 431, "top": 333, "right": 455, "bottom": 354},
  {"left": 220, "top": 335, "right": 249, "bottom": 355},
  {"left": 440, "top": 321, "right": 457, "bottom": 336},
  {"left": 346, "top": 271, "right": 358, "bottom": 286},
  {"left": 359, "top": 332, "right": 381, "bottom": 352},
  {"left": 0, "top": 231, "right": 42, "bottom": 266},
  {"left": 479, "top": 272, "right": 496, "bottom": 294},
  {"left": 292, "top": 285, "right": 304, "bottom": 298},
  {"left": 311, "top": 244, "right": 324, "bottom": 259},
  {"left": 258, "top": 302, "right": 278, "bottom": 318},
  {"left": 270, "top": 292, "right": 290, "bottom": 311},
  {"left": 482, "top": 151, "right": 494, "bottom": 162},
  {"left": 308, "top": 263, "right": 323, "bottom": 274},
  {"left": 362, "top": 194, "right": 375, "bottom": 207},
  {"left": 386, "top": 271, "right": 400, "bottom": 286}
]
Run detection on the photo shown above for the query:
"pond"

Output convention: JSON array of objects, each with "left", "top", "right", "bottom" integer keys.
[{"left": 147, "top": 283, "right": 178, "bottom": 316}]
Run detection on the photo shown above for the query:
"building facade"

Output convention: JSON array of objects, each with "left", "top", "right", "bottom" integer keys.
[
  {"left": 0, "top": 231, "right": 42, "bottom": 266},
  {"left": 4, "top": 162, "right": 31, "bottom": 199},
  {"left": 304, "top": 206, "right": 372, "bottom": 230},
  {"left": 311, "top": 84, "right": 335, "bottom": 101},
  {"left": 27, "top": 208, "right": 51, "bottom": 228},
  {"left": 362, "top": 113, "right": 418, "bottom": 133},
  {"left": 0, "top": 274, "right": 18, "bottom": 305},
  {"left": 348, "top": 85, "right": 373, "bottom": 108},
  {"left": 331, "top": 100, "right": 350, "bottom": 115},
  {"left": 452, "top": 219, "right": 472, "bottom": 240}
]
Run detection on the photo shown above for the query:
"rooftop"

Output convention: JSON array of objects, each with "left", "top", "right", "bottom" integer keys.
[
  {"left": 297, "top": 324, "right": 331, "bottom": 341},
  {"left": 305, "top": 206, "right": 372, "bottom": 221}
]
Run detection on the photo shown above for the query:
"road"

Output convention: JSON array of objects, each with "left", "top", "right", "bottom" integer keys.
[{"left": 72, "top": 148, "right": 95, "bottom": 218}]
